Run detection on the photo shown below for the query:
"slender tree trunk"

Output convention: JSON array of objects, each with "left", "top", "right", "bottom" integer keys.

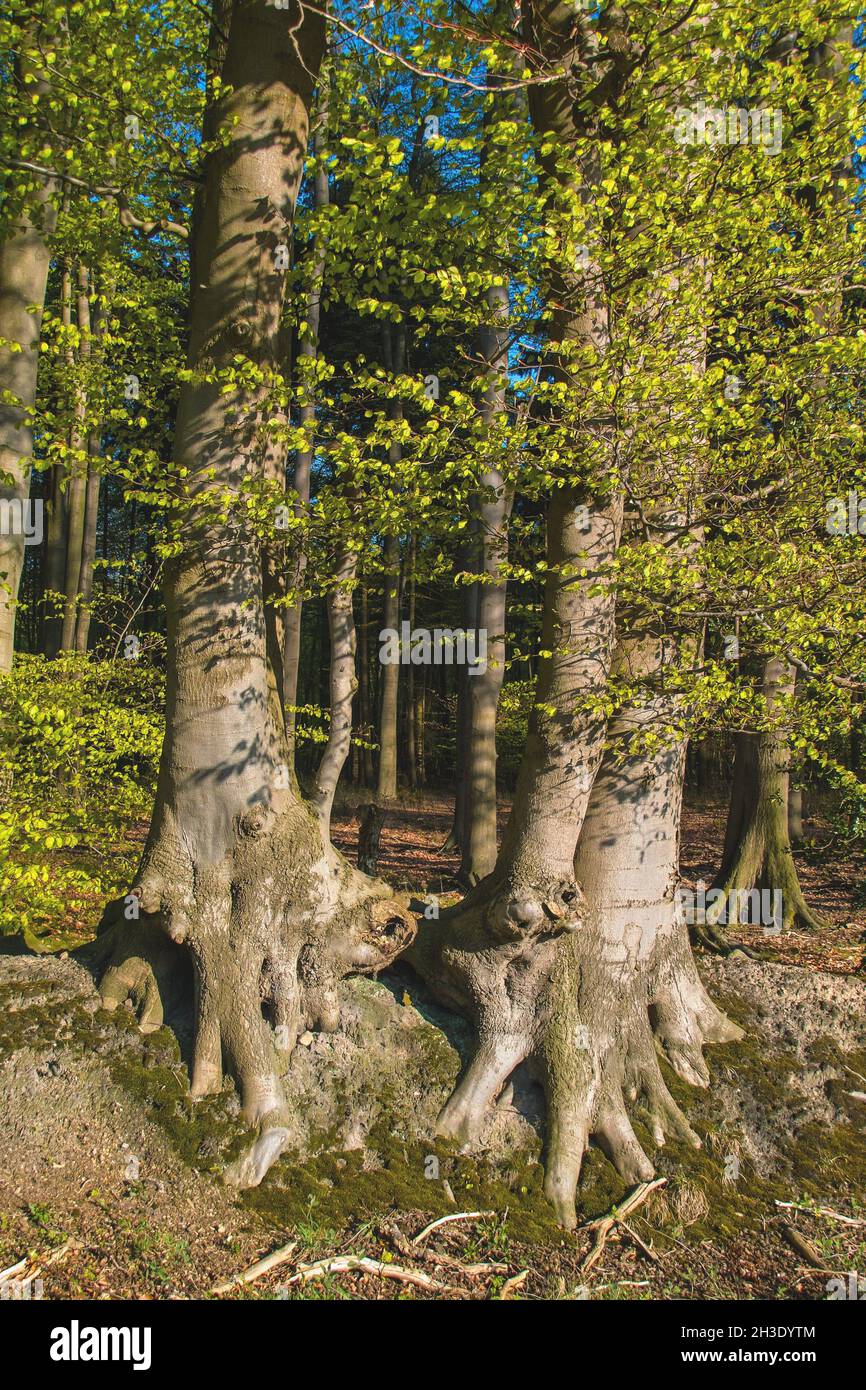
[
  {"left": 74, "top": 271, "right": 112, "bottom": 653},
  {"left": 284, "top": 63, "right": 330, "bottom": 756},
  {"left": 60, "top": 265, "right": 92, "bottom": 652},
  {"left": 93, "top": 0, "right": 412, "bottom": 1192},
  {"left": 358, "top": 569, "right": 375, "bottom": 784},
  {"left": 376, "top": 324, "right": 405, "bottom": 801},
  {"left": 42, "top": 263, "right": 72, "bottom": 659},
  {"left": 376, "top": 532, "right": 401, "bottom": 799},
  {"left": 458, "top": 279, "right": 513, "bottom": 885},
  {"left": 73, "top": 441, "right": 101, "bottom": 653},
  {"left": 414, "top": 667, "right": 428, "bottom": 789},
  {"left": 710, "top": 656, "right": 825, "bottom": 933},
  {"left": 0, "top": 50, "right": 57, "bottom": 671},
  {"left": 406, "top": 534, "right": 418, "bottom": 790}
]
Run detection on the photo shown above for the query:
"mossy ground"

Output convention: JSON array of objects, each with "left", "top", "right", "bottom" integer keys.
[{"left": 1, "top": 940, "right": 864, "bottom": 1299}]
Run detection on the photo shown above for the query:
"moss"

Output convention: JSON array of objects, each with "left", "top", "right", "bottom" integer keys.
[
  {"left": 108, "top": 1034, "right": 250, "bottom": 1174},
  {"left": 5, "top": 960, "right": 864, "bottom": 1264},
  {"left": 242, "top": 1115, "right": 631, "bottom": 1246}
]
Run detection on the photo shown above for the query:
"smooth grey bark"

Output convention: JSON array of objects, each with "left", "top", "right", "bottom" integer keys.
[
  {"left": 409, "top": 488, "right": 624, "bottom": 1160},
  {"left": 0, "top": 51, "right": 57, "bottom": 671},
  {"left": 60, "top": 266, "right": 92, "bottom": 652},
  {"left": 42, "top": 261, "right": 72, "bottom": 658},
  {"left": 284, "top": 64, "right": 330, "bottom": 756},
  {"left": 376, "top": 324, "right": 405, "bottom": 801},
  {"left": 457, "top": 37, "right": 519, "bottom": 884},
  {"left": 458, "top": 279, "right": 513, "bottom": 885},
  {"left": 93, "top": 0, "right": 413, "bottom": 1188},
  {"left": 541, "top": 630, "right": 741, "bottom": 1224},
  {"left": 309, "top": 548, "right": 358, "bottom": 832},
  {"left": 357, "top": 569, "right": 376, "bottom": 784}
]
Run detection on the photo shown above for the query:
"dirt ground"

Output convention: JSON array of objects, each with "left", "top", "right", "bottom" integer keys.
[{"left": 1, "top": 791, "right": 864, "bottom": 1302}]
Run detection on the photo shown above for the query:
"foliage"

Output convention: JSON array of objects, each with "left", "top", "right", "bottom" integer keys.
[{"left": 0, "top": 655, "right": 163, "bottom": 938}]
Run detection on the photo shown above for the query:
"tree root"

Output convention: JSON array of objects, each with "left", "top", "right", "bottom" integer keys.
[
  {"left": 409, "top": 881, "right": 741, "bottom": 1231},
  {"left": 90, "top": 807, "right": 415, "bottom": 1189}
]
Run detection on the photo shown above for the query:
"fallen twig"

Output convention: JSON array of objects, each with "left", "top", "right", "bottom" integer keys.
[
  {"left": 0, "top": 1258, "right": 27, "bottom": 1284},
  {"left": 775, "top": 1201, "right": 866, "bottom": 1228},
  {"left": 498, "top": 1269, "right": 529, "bottom": 1299},
  {"left": 781, "top": 1225, "right": 825, "bottom": 1270},
  {"left": 412, "top": 1210, "right": 495, "bottom": 1246},
  {"left": 593, "top": 1279, "right": 651, "bottom": 1292},
  {"left": 210, "top": 1240, "right": 298, "bottom": 1296},
  {"left": 619, "top": 1220, "right": 660, "bottom": 1263},
  {"left": 286, "top": 1255, "right": 455, "bottom": 1293},
  {"left": 580, "top": 1179, "right": 667, "bottom": 1275}
]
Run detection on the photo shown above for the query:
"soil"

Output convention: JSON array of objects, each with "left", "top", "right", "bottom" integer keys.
[{"left": 1, "top": 790, "right": 864, "bottom": 1301}]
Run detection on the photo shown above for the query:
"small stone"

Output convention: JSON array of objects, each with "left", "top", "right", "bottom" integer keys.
[{"left": 298, "top": 1031, "right": 314, "bottom": 1047}]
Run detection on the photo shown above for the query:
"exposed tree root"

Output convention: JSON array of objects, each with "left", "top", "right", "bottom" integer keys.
[
  {"left": 89, "top": 799, "right": 414, "bottom": 1188},
  {"left": 408, "top": 876, "right": 738, "bottom": 1231}
]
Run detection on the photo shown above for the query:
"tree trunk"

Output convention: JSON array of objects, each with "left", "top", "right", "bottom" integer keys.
[
  {"left": 408, "top": 487, "right": 624, "bottom": 1185},
  {"left": 42, "top": 263, "right": 72, "bottom": 659},
  {"left": 73, "top": 441, "right": 101, "bottom": 654},
  {"left": 413, "top": 666, "right": 426, "bottom": 787},
  {"left": 407, "top": 0, "right": 740, "bottom": 1231},
  {"left": 0, "top": 48, "right": 57, "bottom": 671},
  {"left": 93, "top": 0, "right": 412, "bottom": 1190},
  {"left": 458, "top": 278, "right": 513, "bottom": 885},
  {"left": 60, "top": 265, "right": 92, "bottom": 652},
  {"left": 358, "top": 569, "right": 375, "bottom": 784},
  {"left": 406, "top": 535, "right": 418, "bottom": 791},
  {"left": 709, "top": 657, "right": 825, "bottom": 934},
  {"left": 284, "top": 64, "right": 330, "bottom": 758},
  {"left": 73, "top": 270, "right": 112, "bottom": 654},
  {"left": 542, "top": 631, "right": 741, "bottom": 1225},
  {"left": 376, "top": 323, "right": 405, "bottom": 801},
  {"left": 376, "top": 532, "right": 401, "bottom": 800}
]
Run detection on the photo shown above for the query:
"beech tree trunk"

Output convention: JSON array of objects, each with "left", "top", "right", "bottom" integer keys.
[
  {"left": 376, "top": 324, "right": 405, "bottom": 801},
  {"left": 60, "top": 265, "right": 92, "bottom": 652},
  {"left": 408, "top": 1, "right": 742, "bottom": 1229},
  {"left": 458, "top": 279, "right": 513, "bottom": 885},
  {"left": 42, "top": 261, "right": 72, "bottom": 659},
  {"left": 543, "top": 631, "right": 741, "bottom": 1225},
  {"left": 709, "top": 656, "right": 825, "bottom": 935},
  {"left": 93, "top": 0, "right": 413, "bottom": 1189},
  {"left": 284, "top": 65, "right": 330, "bottom": 758},
  {"left": 408, "top": 487, "right": 624, "bottom": 1193},
  {"left": 0, "top": 47, "right": 57, "bottom": 671}
]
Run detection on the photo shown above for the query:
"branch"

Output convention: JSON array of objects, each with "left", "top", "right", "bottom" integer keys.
[
  {"left": 3, "top": 159, "right": 189, "bottom": 239},
  {"left": 301, "top": 0, "right": 567, "bottom": 93}
]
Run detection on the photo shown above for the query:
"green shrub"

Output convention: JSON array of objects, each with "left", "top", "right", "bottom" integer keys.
[{"left": 0, "top": 654, "right": 164, "bottom": 941}]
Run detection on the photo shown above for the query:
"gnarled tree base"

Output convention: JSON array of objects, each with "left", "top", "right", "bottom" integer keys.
[
  {"left": 408, "top": 882, "right": 741, "bottom": 1230},
  {"left": 92, "top": 797, "right": 414, "bottom": 1188}
]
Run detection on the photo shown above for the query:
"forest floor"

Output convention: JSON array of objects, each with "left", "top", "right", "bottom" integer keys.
[{"left": 1, "top": 792, "right": 864, "bottom": 1302}]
